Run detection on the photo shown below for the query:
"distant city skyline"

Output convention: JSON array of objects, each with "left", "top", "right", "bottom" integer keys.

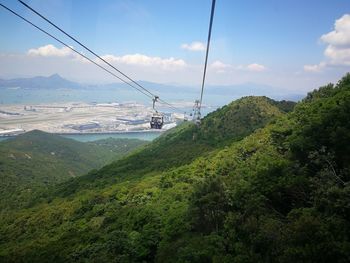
[{"left": 0, "top": 0, "right": 349, "bottom": 93}]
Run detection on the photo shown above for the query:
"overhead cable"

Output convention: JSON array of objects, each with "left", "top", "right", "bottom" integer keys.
[
  {"left": 18, "top": 0, "right": 183, "bottom": 113},
  {"left": 0, "top": 3, "right": 154, "bottom": 99},
  {"left": 199, "top": 0, "right": 216, "bottom": 111}
]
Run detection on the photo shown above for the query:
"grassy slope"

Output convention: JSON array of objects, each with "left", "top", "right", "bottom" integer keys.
[{"left": 0, "top": 131, "right": 147, "bottom": 210}]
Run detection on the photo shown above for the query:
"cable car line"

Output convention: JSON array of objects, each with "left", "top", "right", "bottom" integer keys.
[
  {"left": 18, "top": 0, "right": 156, "bottom": 99},
  {"left": 18, "top": 0, "right": 183, "bottom": 114},
  {"left": 0, "top": 3, "right": 154, "bottom": 100},
  {"left": 2, "top": 0, "right": 215, "bottom": 127},
  {"left": 199, "top": 0, "right": 216, "bottom": 112},
  {"left": 192, "top": 0, "right": 216, "bottom": 125},
  {"left": 158, "top": 98, "right": 182, "bottom": 112}
]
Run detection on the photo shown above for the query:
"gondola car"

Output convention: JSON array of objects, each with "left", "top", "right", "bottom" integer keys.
[{"left": 150, "top": 113, "right": 163, "bottom": 129}]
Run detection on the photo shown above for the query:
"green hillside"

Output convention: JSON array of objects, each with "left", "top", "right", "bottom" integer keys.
[
  {"left": 0, "top": 131, "right": 147, "bottom": 210},
  {"left": 88, "top": 138, "right": 149, "bottom": 157},
  {"left": 49, "top": 96, "right": 288, "bottom": 198},
  {"left": 2, "top": 72, "right": 350, "bottom": 263}
]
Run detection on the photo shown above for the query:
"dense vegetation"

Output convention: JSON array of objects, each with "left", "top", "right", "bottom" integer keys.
[
  {"left": 1, "top": 74, "right": 350, "bottom": 262},
  {"left": 45, "top": 96, "right": 286, "bottom": 199},
  {"left": 0, "top": 131, "right": 147, "bottom": 210},
  {"left": 87, "top": 138, "right": 148, "bottom": 158}
]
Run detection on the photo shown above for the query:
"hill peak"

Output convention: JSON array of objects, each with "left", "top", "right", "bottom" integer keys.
[
  {"left": 0, "top": 74, "right": 81, "bottom": 89},
  {"left": 230, "top": 95, "right": 296, "bottom": 113},
  {"left": 195, "top": 95, "right": 290, "bottom": 146},
  {"left": 48, "top": 73, "right": 63, "bottom": 80},
  {"left": 17, "top": 129, "right": 56, "bottom": 138}
]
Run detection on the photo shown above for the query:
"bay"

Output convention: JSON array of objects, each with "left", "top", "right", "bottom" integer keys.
[
  {"left": 0, "top": 131, "right": 161, "bottom": 143},
  {"left": 61, "top": 131, "right": 162, "bottom": 142}
]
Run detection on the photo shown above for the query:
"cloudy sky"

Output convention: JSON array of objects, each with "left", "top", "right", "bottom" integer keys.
[{"left": 0, "top": 0, "right": 349, "bottom": 93}]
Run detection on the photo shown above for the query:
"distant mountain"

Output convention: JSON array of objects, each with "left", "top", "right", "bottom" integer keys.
[
  {"left": 0, "top": 74, "right": 83, "bottom": 89},
  {"left": 0, "top": 74, "right": 304, "bottom": 102},
  {"left": 137, "top": 80, "right": 305, "bottom": 102},
  {"left": 0, "top": 130, "right": 147, "bottom": 210}
]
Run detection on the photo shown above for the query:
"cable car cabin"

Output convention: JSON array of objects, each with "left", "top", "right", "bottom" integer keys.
[{"left": 150, "top": 115, "right": 164, "bottom": 129}]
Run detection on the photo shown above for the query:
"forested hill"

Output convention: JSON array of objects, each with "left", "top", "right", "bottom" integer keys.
[
  {"left": 1, "top": 73, "right": 350, "bottom": 262},
  {"left": 0, "top": 131, "right": 147, "bottom": 210},
  {"left": 48, "top": 96, "right": 291, "bottom": 197}
]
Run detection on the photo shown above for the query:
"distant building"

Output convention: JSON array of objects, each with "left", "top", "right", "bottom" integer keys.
[
  {"left": 116, "top": 118, "right": 148, "bottom": 125},
  {"left": 0, "top": 128, "right": 25, "bottom": 136},
  {"left": 71, "top": 123, "right": 100, "bottom": 131},
  {"left": 24, "top": 106, "right": 36, "bottom": 112},
  {"left": 0, "top": 109, "right": 21, "bottom": 115}
]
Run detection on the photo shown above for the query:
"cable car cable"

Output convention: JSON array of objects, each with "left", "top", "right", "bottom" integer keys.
[
  {"left": 18, "top": 0, "right": 182, "bottom": 112},
  {"left": 158, "top": 98, "right": 183, "bottom": 112},
  {"left": 0, "top": 3, "right": 154, "bottom": 100},
  {"left": 18, "top": 0, "right": 184, "bottom": 113},
  {"left": 199, "top": 0, "right": 216, "bottom": 111},
  {"left": 4, "top": 1, "right": 193, "bottom": 115}
]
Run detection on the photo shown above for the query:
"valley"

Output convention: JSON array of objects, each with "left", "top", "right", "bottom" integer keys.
[{"left": 0, "top": 130, "right": 148, "bottom": 210}]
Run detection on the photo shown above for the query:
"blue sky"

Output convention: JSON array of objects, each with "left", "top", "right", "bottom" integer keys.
[{"left": 0, "top": 0, "right": 349, "bottom": 93}]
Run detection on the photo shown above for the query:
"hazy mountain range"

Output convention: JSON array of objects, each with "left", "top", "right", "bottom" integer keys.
[
  {"left": 0, "top": 74, "right": 81, "bottom": 90},
  {"left": 0, "top": 74, "right": 304, "bottom": 102}
]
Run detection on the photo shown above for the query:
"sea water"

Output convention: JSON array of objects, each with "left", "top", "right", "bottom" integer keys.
[
  {"left": 0, "top": 87, "right": 233, "bottom": 107},
  {"left": 0, "top": 131, "right": 162, "bottom": 142},
  {"left": 61, "top": 131, "right": 161, "bottom": 142}
]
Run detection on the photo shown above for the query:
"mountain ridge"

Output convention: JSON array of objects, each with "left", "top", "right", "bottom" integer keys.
[{"left": 0, "top": 74, "right": 82, "bottom": 89}]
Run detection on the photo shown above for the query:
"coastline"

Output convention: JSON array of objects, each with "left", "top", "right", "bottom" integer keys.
[
  {"left": 0, "top": 129, "right": 164, "bottom": 137},
  {"left": 53, "top": 129, "right": 164, "bottom": 135},
  {"left": 0, "top": 129, "right": 164, "bottom": 142}
]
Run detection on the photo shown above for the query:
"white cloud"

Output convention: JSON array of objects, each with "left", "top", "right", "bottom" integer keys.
[
  {"left": 211, "top": 60, "right": 231, "bottom": 69},
  {"left": 320, "top": 14, "right": 350, "bottom": 46},
  {"left": 27, "top": 44, "right": 90, "bottom": 63},
  {"left": 304, "top": 14, "right": 350, "bottom": 72},
  {"left": 100, "top": 53, "right": 186, "bottom": 70},
  {"left": 210, "top": 61, "right": 266, "bottom": 73},
  {"left": 25, "top": 44, "right": 267, "bottom": 77},
  {"left": 210, "top": 60, "right": 232, "bottom": 73},
  {"left": 324, "top": 44, "right": 350, "bottom": 66},
  {"left": 236, "top": 63, "right": 267, "bottom": 72},
  {"left": 1, "top": 51, "right": 332, "bottom": 91},
  {"left": 303, "top": 62, "right": 326, "bottom": 73},
  {"left": 27, "top": 45, "right": 186, "bottom": 70},
  {"left": 5, "top": 44, "right": 276, "bottom": 87},
  {"left": 28, "top": 44, "right": 75, "bottom": 58},
  {"left": 246, "top": 63, "right": 266, "bottom": 72},
  {"left": 181, "top": 41, "right": 206, "bottom": 51}
]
